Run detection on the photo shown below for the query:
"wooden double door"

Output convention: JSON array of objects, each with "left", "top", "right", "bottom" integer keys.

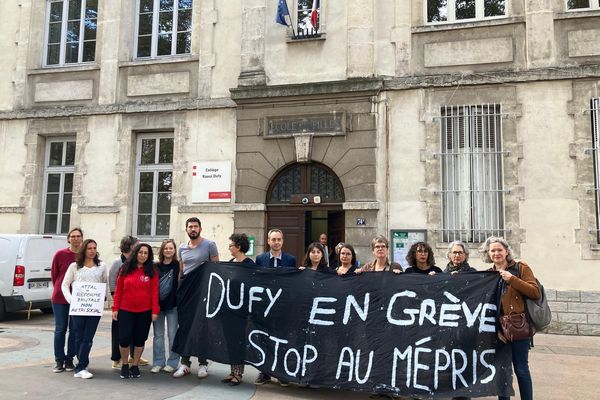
[{"left": 266, "top": 207, "right": 344, "bottom": 266}]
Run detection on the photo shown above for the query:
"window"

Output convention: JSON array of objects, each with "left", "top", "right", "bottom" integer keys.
[
  {"left": 268, "top": 163, "right": 343, "bottom": 204},
  {"left": 42, "top": 139, "right": 75, "bottom": 234},
  {"left": 427, "top": 0, "right": 505, "bottom": 24},
  {"left": 295, "top": 0, "right": 321, "bottom": 39},
  {"left": 591, "top": 98, "right": 600, "bottom": 243},
  {"left": 134, "top": 135, "right": 173, "bottom": 238},
  {"left": 44, "top": 0, "right": 97, "bottom": 66},
  {"left": 135, "top": 0, "right": 193, "bottom": 58},
  {"left": 567, "top": 0, "right": 600, "bottom": 10},
  {"left": 439, "top": 104, "right": 506, "bottom": 242}
]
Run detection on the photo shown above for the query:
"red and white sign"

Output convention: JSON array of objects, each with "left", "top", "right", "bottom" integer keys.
[{"left": 191, "top": 161, "right": 232, "bottom": 203}]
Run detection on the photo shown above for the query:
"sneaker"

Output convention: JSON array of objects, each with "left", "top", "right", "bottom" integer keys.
[
  {"left": 279, "top": 379, "right": 290, "bottom": 387},
  {"left": 173, "top": 365, "right": 190, "bottom": 378},
  {"left": 74, "top": 369, "right": 94, "bottom": 379},
  {"left": 197, "top": 365, "right": 208, "bottom": 379},
  {"left": 129, "top": 357, "right": 150, "bottom": 366},
  {"left": 254, "top": 372, "right": 271, "bottom": 385},
  {"left": 163, "top": 365, "right": 175, "bottom": 373},
  {"left": 64, "top": 360, "right": 75, "bottom": 372},
  {"left": 52, "top": 361, "right": 65, "bottom": 373},
  {"left": 130, "top": 365, "right": 141, "bottom": 378},
  {"left": 111, "top": 360, "right": 122, "bottom": 370},
  {"left": 150, "top": 366, "right": 162, "bottom": 374},
  {"left": 120, "top": 364, "right": 130, "bottom": 379}
]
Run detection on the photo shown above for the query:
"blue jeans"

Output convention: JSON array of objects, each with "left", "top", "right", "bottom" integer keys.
[
  {"left": 152, "top": 308, "right": 180, "bottom": 368},
  {"left": 71, "top": 315, "right": 101, "bottom": 372},
  {"left": 499, "top": 338, "right": 533, "bottom": 400},
  {"left": 52, "top": 303, "right": 76, "bottom": 363}
]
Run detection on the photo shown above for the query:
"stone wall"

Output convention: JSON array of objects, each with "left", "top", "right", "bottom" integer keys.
[{"left": 546, "top": 290, "right": 600, "bottom": 336}]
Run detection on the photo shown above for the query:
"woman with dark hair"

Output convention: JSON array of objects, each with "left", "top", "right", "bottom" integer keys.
[
  {"left": 300, "top": 242, "right": 330, "bottom": 272},
  {"left": 404, "top": 241, "right": 442, "bottom": 275},
  {"left": 335, "top": 244, "right": 358, "bottom": 276},
  {"left": 151, "top": 239, "right": 180, "bottom": 374},
  {"left": 479, "top": 237, "right": 540, "bottom": 400},
  {"left": 221, "top": 233, "right": 256, "bottom": 386},
  {"left": 112, "top": 243, "right": 159, "bottom": 379},
  {"left": 61, "top": 239, "right": 109, "bottom": 379}
]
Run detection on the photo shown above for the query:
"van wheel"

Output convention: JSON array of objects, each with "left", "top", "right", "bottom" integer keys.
[
  {"left": 40, "top": 307, "right": 54, "bottom": 314},
  {"left": 0, "top": 297, "right": 6, "bottom": 321}
]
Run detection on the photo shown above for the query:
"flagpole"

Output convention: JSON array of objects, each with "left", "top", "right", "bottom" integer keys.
[{"left": 284, "top": 0, "right": 297, "bottom": 38}]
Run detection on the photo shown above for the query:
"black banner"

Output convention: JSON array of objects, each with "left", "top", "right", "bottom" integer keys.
[{"left": 173, "top": 263, "right": 514, "bottom": 398}]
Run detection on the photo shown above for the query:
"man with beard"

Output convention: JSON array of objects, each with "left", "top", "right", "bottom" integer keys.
[{"left": 173, "top": 217, "right": 219, "bottom": 379}]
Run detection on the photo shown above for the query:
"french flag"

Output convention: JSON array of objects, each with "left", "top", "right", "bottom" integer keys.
[{"left": 310, "top": 0, "right": 319, "bottom": 28}]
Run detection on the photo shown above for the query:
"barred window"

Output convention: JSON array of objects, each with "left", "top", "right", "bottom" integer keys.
[
  {"left": 44, "top": 0, "right": 97, "bottom": 66},
  {"left": 296, "top": 0, "right": 321, "bottom": 39},
  {"left": 591, "top": 98, "right": 600, "bottom": 243},
  {"left": 439, "top": 104, "right": 506, "bottom": 243}
]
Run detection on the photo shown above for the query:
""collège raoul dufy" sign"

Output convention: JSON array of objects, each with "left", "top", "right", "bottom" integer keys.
[{"left": 173, "top": 263, "right": 514, "bottom": 398}]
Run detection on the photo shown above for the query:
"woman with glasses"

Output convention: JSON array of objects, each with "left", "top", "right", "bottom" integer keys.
[
  {"left": 444, "top": 240, "right": 477, "bottom": 274},
  {"left": 442, "top": 242, "right": 478, "bottom": 400},
  {"left": 221, "top": 233, "right": 256, "bottom": 386},
  {"left": 357, "top": 235, "right": 402, "bottom": 274},
  {"left": 404, "top": 242, "right": 442, "bottom": 275},
  {"left": 150, "top": 239, "right": 180, "bottom": 374}
]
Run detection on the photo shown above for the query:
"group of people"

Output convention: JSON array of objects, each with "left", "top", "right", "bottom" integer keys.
[{"left": 50, "top": 220, "right": 540, "bottom": 400}]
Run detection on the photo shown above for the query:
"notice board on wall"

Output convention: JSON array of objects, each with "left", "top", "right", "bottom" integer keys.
[{"left": 390, "top": 229, "right": 427, "bottom": 268}]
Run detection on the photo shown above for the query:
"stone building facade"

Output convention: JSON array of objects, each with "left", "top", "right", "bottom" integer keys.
[{"left": 0, "top": 0, "right": 599, "bottom": 334}]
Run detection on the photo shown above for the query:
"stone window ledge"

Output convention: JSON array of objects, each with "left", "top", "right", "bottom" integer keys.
[
  {"left": 412, "top": 17, "right": 525, "bottom": 34},
  {"left": 119, "top": 55, "right": 199, "bottom": 68},
  {"left": 28, "top": 64, "right": 100, "bottom": 76},
  {"left": 287, "top": 34, "right": 326, "bottom": 43},
  {"left": 555, "top": 10, "right": 600, "bottom": 20}
]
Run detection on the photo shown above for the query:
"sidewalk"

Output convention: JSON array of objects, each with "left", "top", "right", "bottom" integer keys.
[{"left": 1, "top": 310, "right": 598, "bottom": 399}]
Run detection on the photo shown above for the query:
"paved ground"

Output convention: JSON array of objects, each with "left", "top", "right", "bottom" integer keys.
[{"left": 1, "top": 309, "right": 599, "bottom": 399}]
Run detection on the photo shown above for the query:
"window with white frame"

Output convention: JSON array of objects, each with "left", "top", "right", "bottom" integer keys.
[
  {"left": 42, "top": 139, "right": 75, "bottom": 234},
  {"left": 439, "top": 104, "right": 506, "bottom": 243},
  {"left": 45, "top": 0, "right": 97, "bottom": 66},
  {"left": 427, "top": 0, "right": 505, "bottom": 24},
  {"left": 135, "top": 0, "right": 193, "bottom": 58},
  {"left": 296, "top": 0, "right": 321, "bottom": 38},
  {"left": 134, "top": 135, "right": 173, "bottom": 238},
  {"left": 567, "top": 0, "right": 600, "bottom": 10},
  {"left": 591, "top": 98, "right": 600, "bottom": 243}
]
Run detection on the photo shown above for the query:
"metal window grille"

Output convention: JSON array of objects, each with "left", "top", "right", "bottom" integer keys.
[
  {"left": 439, "top": 104, "right": 508, "bottom": 243},
  {"left": 294, "top": 0, "right": 321, "bottom": 39},
  {"left": 591, "top": 98, "right": 600, "bottom": 243}
]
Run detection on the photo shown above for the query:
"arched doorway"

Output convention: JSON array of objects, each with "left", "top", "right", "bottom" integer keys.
[{"left": 266, "top": 162, "right": 345, "bottom": 264}]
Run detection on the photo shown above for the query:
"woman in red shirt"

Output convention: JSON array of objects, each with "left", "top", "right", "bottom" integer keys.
[{"left": 112, "top": 243, "right": 159, "bottom": 379}]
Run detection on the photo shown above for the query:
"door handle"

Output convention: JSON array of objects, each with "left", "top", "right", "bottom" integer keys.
[{"left": 44, "top": 267, "right": 51, "bottom": 271}]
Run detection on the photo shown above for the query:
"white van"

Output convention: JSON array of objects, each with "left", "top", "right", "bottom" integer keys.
[{"left": 0, "top": 234, "right": 67, "bottom": 320}]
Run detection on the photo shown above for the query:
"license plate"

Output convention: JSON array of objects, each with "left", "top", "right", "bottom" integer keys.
[{"left": 29, "top": 281, "right": 49, "bottom": 289}]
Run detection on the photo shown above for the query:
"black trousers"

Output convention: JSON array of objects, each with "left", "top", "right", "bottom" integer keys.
[
  {"left": 111, "top": 319, "right": 135, "bottom": 361},
  {"left": 118, "top": 310, "right": 152, "bottom": 348}
]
